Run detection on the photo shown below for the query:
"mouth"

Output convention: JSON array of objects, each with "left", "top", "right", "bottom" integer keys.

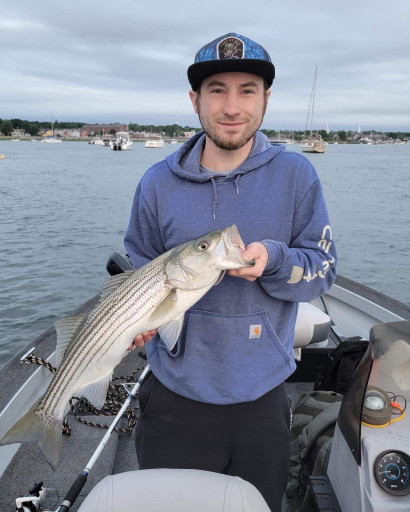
[
  {"left": 226, "top": 224, "right": 246, "bottom": 253},
  {"left": 223, "top": 225, "right": 255, "bottom": 267},
  {"left": 218, "top": 121, "right": 245, "bottom": 129}
]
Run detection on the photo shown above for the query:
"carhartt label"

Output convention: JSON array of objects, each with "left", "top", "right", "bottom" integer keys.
[{"left": 249, "top": 325, "right": 262, "bottom": 339}]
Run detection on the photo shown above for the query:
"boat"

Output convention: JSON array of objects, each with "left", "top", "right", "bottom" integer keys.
[
  {"left": 41, "top": 114, "right": 63, "bottom": 144},
  {"left": 269, "top": 130, "right": 292, "bottom": 145},
  {"left": 0, "top": 154, "right": 5, "bottom": 159},
  {"left": 42, "top": 137, "right": 62, "bottom": 144},
  {"left": 88, "top": 137, "right": 104, "bottom": 146},
  {"left": 145, "top": 135, "right": 165, "bottom": 148},
  {"left": 301, "top": 67, "right": 327, "bottom": 154},
  {"left": 110, "top": 132, "right": 133, "bottom": 151},
  {"left": 170, "top": 139, "right": 178, "bottom": 144},
  {"left": 0, "top": 254, "right": 409, "bottom": 511}
]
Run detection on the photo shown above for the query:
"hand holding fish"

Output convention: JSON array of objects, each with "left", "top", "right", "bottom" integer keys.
[
  {"left": 128, "top": 329, "right": 158, "bottom": 350},
  {"left": 228, "top": 242, "right": 268, "bottom": 281}
]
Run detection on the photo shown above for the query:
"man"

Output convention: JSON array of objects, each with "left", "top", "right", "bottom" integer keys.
[{"left": 124, "top": 33, "right": 337, "bottom": 511}]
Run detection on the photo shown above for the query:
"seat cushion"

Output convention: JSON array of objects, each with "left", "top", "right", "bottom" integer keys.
[{"left": 77, "top": 468, "right": 270, "bottom": 512}]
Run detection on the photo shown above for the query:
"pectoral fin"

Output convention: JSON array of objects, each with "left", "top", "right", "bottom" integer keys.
[{"left": 158, "top": 316, "right": 184, "bottom": 351}]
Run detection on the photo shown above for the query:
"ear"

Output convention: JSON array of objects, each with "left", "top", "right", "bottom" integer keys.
[{"left": 189, "top": 90, "right": 199, "bottom": 114}]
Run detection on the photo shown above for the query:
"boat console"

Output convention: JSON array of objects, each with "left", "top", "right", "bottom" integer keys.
[{"left": 326, "top": 321, "right": 410, "bottom": 511}]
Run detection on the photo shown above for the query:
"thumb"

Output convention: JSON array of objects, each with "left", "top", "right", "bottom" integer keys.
[{"left": 241, "top": 242, "right": 260, "bottom": 261}]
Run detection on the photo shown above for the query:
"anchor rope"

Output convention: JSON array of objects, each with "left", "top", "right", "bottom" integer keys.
[{"left": 22, "top": 353, "right": 145, "bottom": 435}]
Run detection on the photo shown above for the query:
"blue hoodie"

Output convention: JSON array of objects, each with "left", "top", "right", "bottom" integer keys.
[{"left": 124, "top": 131, "right": 337, "bottom": 404}]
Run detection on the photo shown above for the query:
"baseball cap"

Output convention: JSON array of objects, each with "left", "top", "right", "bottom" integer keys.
[{"left": 187, "top": 33, "right": 275, "bottom": 91}]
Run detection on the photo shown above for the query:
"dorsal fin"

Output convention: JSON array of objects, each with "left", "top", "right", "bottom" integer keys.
[
  {"left": 54, "top": 315, "right": 87, "bottom": 367},
  {"left": 99, "top": 270, "right": 135, "bottom": 302}
]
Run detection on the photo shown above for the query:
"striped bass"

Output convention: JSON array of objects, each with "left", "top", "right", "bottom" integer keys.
[{"left": 0, "top": 225, "right": 253, "bottom": 469}]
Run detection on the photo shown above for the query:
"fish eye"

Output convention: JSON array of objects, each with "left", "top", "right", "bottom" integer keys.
[{"left": 198, "top": 241, "right": 208, "bottom": 251}]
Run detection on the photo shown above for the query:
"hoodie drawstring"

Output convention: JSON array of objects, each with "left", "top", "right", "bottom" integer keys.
[
  {"left": 210, "top": 175, "right": 242, "bottom": 220},
  {"left": 211, "top": 177, "right": 218, "bottom": 221},
  {"left": 234, "top": 175, "right": 241, "bottom": 195}
]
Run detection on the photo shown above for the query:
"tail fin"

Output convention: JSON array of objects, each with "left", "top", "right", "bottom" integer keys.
[{"left": 0, "top": 402, "right": 62, "bottom": 470}]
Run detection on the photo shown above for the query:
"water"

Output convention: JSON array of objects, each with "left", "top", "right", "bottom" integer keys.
[{"left": 0, "top": 140, "right": 409, "bottom": 366}]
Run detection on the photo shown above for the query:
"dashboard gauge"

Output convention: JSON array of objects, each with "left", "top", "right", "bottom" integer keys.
[{"left": 374, "top": 451, "right": 410, "bottom": 496}]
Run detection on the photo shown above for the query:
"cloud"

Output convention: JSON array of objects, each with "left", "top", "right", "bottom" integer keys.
[{"left": 1, "top": 0, "right": 410, "bottom": 131}]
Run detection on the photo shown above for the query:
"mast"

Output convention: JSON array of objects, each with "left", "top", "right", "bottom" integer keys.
[{"left": 304, "top": 66, "right": 318, "bottom": 138}]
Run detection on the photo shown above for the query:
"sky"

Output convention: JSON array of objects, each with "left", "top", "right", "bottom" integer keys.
[{"left": 1, "top": 0, "right": 409, "bottom": 132}]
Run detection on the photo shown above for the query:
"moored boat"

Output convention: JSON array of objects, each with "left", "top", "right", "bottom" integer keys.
[
  {"left": 0, "top": 262, "right": 409, "bottom": 511},
  {"left": 42, "top": 113, "right": 63, "bottom": 144},
  {"left": 42, "top": 137, "right": 62, "bottom": 144},
  {"left": 301, "top": 66, "right": 327, "bottom": 154},
  {"left": 301, "top": 138, "right": 327, "bottom": 153},
  {"left": 88, "top": 137, "right": 104, "bottom": 146},
  {"left": 110, "top": 132, "right": 133, "bottom": 151},
  {"left": 145, "top": 135, "right": 165, "bottom": 148}
]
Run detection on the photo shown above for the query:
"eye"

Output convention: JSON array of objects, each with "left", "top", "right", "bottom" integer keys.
[{"left": 198, "top": 241, "right": 208, "bottom": 251}]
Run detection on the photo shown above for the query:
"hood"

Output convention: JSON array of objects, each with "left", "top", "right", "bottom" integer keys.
[{"left": 165, "top": 130, "right": 286, "bottom": 183}]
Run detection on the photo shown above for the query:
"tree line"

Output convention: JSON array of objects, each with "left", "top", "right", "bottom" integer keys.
[
  {"left": 0, "top": 118, "right": 199, "bottom": 138},
  {"left": 1, "top": 118, "right": 408, "bottom": 141}
]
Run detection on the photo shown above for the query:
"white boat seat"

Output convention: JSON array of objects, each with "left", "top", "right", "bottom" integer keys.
[
  {"left": 293, "top": 303, "right": 331, "bottom": 360},
  {"left": 77, "top": 468, "right": 270, "bottom": 512}
]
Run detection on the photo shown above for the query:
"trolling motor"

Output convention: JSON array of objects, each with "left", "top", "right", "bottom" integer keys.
[{"left": 15, "top": 482, "right": 46, "bottom": 512}]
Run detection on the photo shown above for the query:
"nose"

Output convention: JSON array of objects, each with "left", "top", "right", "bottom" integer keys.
[{"left": 221, "top": 91, "right": 241, "bottom": 117}]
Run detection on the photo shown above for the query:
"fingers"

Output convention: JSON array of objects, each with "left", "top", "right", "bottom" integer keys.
[
  {"left": 127, "top": 329, "right": 158, "bottom": 350},
  {"left": 228, "top": 242, "right": 268, "bottom": 281}
]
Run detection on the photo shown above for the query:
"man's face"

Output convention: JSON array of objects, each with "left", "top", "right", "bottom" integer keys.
[{"left": 189, "top": 72, "right": 270, "bottom": 151}]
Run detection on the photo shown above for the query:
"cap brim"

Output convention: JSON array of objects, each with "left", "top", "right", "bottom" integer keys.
[{"left": 187, "top": 60, "right": 275, "bottom": 91}]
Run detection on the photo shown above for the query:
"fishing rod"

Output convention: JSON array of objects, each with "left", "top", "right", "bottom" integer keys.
[
  {"left": 52, "top": 364, "right": 151, "bottom": 512},
  {"left": 15, "top": 364, "right": 151, "bottom": 512}
]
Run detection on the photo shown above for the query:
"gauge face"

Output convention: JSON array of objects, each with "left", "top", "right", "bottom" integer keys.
[{"left": 374, "top": 451, "right": 410, "bottom": 496}]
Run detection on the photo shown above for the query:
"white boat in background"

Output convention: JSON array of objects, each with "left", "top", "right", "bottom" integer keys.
[
  {"left": 301, "top": 67, "right": 326, "bottom": 154},
  {"left": 170, "top": 139, "right": 178, "bottom": 144},
  {"left": 110, "top": 132, "right": 133, "bottom": 151},
  {"left": 41, "top": 137, "right": 62, "bottom": 144},
  {"left": 145, "top": 135, "right": 165, "bottom": 148},
  {"left": 269, "top": 130, "right": 291, "bottom": 145},
  {"left": 89, "top": 137, "right": 104, "bottom": 146},
  {"left": 301, "top": 138, "right": 326, "bottom": 153},
  {"left": 41, "top": 113, "right": 63, "bottom": 144}
]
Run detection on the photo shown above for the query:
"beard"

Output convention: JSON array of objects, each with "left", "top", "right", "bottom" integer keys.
[{"left": 195, "top": 97, "right": 268, "bottom": 151}]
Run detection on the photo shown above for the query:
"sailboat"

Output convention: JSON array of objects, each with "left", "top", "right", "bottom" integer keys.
[
  {"left": 41, "top": 113, "right": 62, "bottom": 144},
  {"left": 301, "top": 66, "right": 326, "bottom": 153}
]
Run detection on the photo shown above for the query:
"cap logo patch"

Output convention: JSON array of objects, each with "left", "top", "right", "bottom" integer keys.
[{"left": 217, "top": 36, "right": 244, "bottom": 60}]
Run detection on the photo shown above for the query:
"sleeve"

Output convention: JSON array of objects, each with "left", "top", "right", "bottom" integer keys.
[
  {"left": 258, "top": 178, "right": 337, "bottom": 303},
  {"left": 123, "top": 180, "right": 165, "bottom": 270}
]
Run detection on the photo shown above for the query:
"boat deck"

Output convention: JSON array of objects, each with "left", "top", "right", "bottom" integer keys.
[{"left": 0, "top": 276, "right": 409, "bottom": 510}]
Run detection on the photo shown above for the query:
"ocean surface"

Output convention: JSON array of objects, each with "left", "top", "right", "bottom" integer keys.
[{"left": 0, "top": 139, "right": 409, "bottom": 367}]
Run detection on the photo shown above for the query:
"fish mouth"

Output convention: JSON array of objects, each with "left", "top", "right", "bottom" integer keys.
[{"left": 215, "top": 225, "right": 255, "bottom": 268}]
